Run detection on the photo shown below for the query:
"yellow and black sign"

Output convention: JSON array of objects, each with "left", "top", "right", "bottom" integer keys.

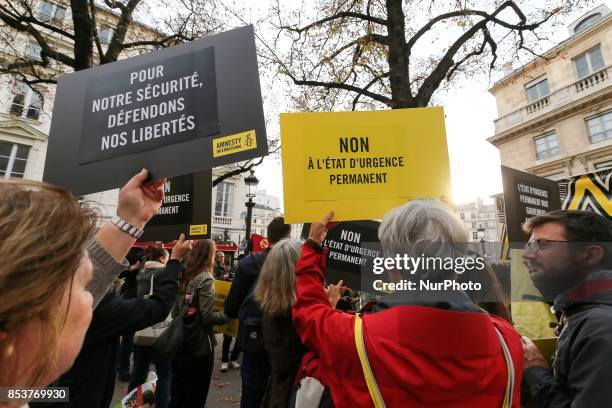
[
  {"left": 213, "top": 130, "right": 257, "bottom": 158},
  {"left": 212, "top": 279, "right": 238, "bottom": 337},
  {"left": 280, "top": 107, "right": 451, "bottom": 223},
  {"left": 560, "top": 169, "right": 612, "bottom": 218},
  {"left": 189, "top": 224, "right": 208, "bottom": 235}
]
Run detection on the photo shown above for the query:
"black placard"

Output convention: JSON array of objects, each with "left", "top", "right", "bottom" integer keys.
[
  {"left": 139, "top": 170, "right": 211, "bottom": 242},
  {"left": 302, "top": 220, "right": 381, "bottom": 290},
  {"left": 44, "top": 25, "right": 268, "bottom": 196},
  {"left": 79, "top": 48, "right": 218, "bottom": 164},
  {"left": 501, "top": 165, "right": 561, "bottom": 242}
]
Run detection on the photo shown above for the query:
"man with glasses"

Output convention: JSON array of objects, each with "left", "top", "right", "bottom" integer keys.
[{"left": 520, "top": 210, "right": 612, "bottom": 407}]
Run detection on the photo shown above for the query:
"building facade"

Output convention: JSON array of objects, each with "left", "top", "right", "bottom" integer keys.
[
  {"left": 455, "top": 198, "right": 503, "bottom": 243},
  {"left": 488, "top": 5, "right": 612, "bottom": 179},
  {"left": 455, "top": 198, "right": 504, "bottom": 260},
  {"left": 211, "top": 166, "right": 286, "bottom": 249}
]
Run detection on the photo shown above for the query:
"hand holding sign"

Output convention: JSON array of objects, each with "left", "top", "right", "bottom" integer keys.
[
  {"left": 325, "top": 280, "right": 345, "bottom": 308},
  {"left": 170, "top": 233, "right": 193, "bottom": 261},
  {"left": 521, "top": 336, "right": 549, "bottom": 369},
  {"left": 308, "top": 211, "right": 339, "bottom": 245},
  {"left": 118, "top": 169, "right": 166, "bottom": 230}
]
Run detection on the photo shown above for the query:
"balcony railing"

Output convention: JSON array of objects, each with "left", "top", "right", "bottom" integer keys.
[
  {"left": 213, "top": 216, "right": 232, "bottom": 226},
  {"left": 494, "top": 66, "right": 610, "bottom": 135}
]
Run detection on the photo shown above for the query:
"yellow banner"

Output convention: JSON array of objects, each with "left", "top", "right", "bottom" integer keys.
[
  {"left": 213, "top": 279, "right": 238, "bottom": 337},
  {"left": 280, "top": 107, "right": 451, "bottom": 223},
  {"left": 189, "top": 224, "right": 208, "bottom": 235},
  {"left": 212, "top": 130, "right": 257, "bottom": 158}
]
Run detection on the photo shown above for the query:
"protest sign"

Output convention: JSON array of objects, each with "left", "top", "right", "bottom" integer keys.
[
  {"left": 501, "top": 166, "right": 561, "bottom": 242},
  {"left": 44, "top": 25, "right": 267, "bottom": 196},
  {"left": 212, "top": 280, "right": 238, "bottom": 337},
  {"left": 302, "top": 220, "right": 381, "bottom": 290},
  {"left": 559, "top": 168, "right": 612, "bottom": 219},
  {"left": 280, "top": 107, "right": 451, "bottom": 223},
  {"left": 139, "top": 170, "right": 211, "bottom": 242}
]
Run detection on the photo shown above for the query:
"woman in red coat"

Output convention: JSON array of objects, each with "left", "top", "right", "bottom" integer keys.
[{"left": 292, "top": 199, "right": 523, "bottom": 408}]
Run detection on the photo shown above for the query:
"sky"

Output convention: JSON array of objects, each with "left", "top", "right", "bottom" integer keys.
[{"left": 211, "top": 0, "right": 607, "bottom": 208}]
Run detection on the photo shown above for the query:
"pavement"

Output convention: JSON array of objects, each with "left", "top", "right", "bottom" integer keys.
[{"left": 112, "top": 333, "right": 243, "bottom": 407}]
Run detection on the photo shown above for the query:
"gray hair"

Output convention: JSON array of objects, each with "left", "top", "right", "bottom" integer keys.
[
  {"left": 254, "top": 239, "right": 303, "bottom": 317},
  {"left": 378, "top": 199, "right": 469, "bottom": 278}
]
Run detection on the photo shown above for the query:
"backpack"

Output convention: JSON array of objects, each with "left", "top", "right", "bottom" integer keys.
[{"left": 237, "top": 252, "right": 267, "bottom": 356}]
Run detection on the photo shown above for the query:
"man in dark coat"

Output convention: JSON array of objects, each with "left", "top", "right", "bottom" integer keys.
[
  {"left": 225, "top": 217, "right": 291, "bottom": 408},
  {"left": 521, "top": 210, "right": 612, "bottom": 407}
]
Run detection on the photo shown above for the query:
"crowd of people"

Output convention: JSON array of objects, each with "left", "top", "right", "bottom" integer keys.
[{"left": 1, "top": 172, "right": 612, "bottom": 408}]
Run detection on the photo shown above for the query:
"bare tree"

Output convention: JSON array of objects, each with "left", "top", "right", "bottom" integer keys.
[{"left": 267, "top": 0, "right": 588, "bottom": 112}]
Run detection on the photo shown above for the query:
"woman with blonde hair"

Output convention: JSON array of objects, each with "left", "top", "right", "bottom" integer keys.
[
  {"left": 0, "top": 169, "right": 165, "bottom": 406},
  {"left": 255, "top": 239, "right": 343, "bottom": 408},
  {"left": 169, "top": 239, "right": 228, "bottom": 408}
]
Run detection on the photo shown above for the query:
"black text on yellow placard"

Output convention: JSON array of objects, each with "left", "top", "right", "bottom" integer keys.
[{"left": 213, "top": 130, "right": 257, "bottom": 158}]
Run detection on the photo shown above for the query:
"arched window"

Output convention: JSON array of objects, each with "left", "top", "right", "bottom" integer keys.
[{"left": 574, "top": 13, "right": 602, "bottom": 33}]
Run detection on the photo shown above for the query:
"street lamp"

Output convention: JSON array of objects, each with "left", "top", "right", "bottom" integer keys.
[
  {"left": 243, "top": 170, "right": 259, "bottom": 254},
  {"left": 477, "top": 225, "right": 486, "bottom": 256}
]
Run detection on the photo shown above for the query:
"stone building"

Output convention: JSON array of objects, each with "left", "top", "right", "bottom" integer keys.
[{"left": 488, "top": 5, "right": 611, "bottom": 179}]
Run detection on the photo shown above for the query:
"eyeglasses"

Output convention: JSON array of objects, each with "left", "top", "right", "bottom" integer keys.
[{"left": 524, "top": 239, "right": 567, "bottom": 252}]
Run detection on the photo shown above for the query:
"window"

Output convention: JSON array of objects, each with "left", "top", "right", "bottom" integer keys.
[
  {"left": 586, "top": 111, "right": 612, "bottom": 144},
  {"left": 574, "top": 13, "right": 602, "bottom": 34},
  {"left": 471, "top": 211, "right": 476, "bottom": 219},
  {"left": 526, "top": 78, "right": 550, "bottom": 103},
  {"left": 574, "top": 46, "right": 605, "bottom": 79},
  {"left": 9, "top": 82, "right": 42, "bottom": 121},
  {"left": 534, "top": 132, "right": 559, "bottom": 160},
  {"left": 472, "top": 231, "right": 478, "bottom": 240},
  {"left": 98, "top": 27, "right": 114, "bottom": 44},
  {"left": 25, "top": 41, "right": 42, "bottom": 62},
  {"left": 36, "top": 1, "right": 66, "bottom": 25},
  {"left": 0, "top": 141, "right": 30, "bottom": 178},
  {"left": 595, "top": 160, "right": 612, "bottom": 170},
  {"left": 215, "top": 182, "right": 233, "bottom": 217},
  {"left": 471, "top": 222, "right": 476, "bottom": 228},
  {"left": 459, "top": 212, "right": 465, "bottom": 220}
]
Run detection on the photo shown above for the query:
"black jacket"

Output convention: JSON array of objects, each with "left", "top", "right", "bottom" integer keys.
[
  {"left": 525, "top": 269, "right": 612, "bottom": 407},
  {"left": 224, "top": 251, "right": 269, "bottom": 319},
  {"left": 261, "top": 312, "right": 307, "bottom": 408},
  {"left": 37, "top": 259, "right": 182, "bottom": 408}
]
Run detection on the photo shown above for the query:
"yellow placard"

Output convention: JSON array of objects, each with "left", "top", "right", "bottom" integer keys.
[
  {"left": 189, "top": 224, "right": 208, "bottom": 235},
  {"left": 212, "top": 279, "right": 239, "bottom": 337},
  {"left": 280, "top": 107, "right": 451, "bottom": 223},
  {"left": 212, "top": 130, "right": 257, "bottom": 157}
]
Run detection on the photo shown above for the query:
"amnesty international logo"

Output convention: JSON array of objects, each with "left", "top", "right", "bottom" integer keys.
[
  {"left": 245, "top": 133, "right": 254, "bottom": 147},
  {"left": 560, "top": 170, "right": 612, "bottom": 218},
  {"left": 212, "top": 130, "right": 257, "bottom": 158}
]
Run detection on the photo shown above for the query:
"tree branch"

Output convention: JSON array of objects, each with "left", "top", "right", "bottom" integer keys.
[
  {"left": 0, "top": 9, "right": 76, "bottom": 67},
  {"left": 352, "top": 71, "right": 389, "bottom": 110},
  {"left": 0, "top": 3, "right": 76, "bottom": 40},
  {"left": 289, "top": 74, "right": 392, "bottom": 106},
  {"left": 70, "top": 0, "right": 94, "bottom": 70},
  {"left": 103, "top": 0, "right": 142, "bottom": 63},
  {"left": 88, "top": 0, "right": 105, "bottom": 59},
  {"left": 212, "top": 157, "right": 266, "bottom": 187},
  {"left": 281, "top": 11, "right": 387, "bottom": 34},
  {"left": 414, "top": 1, "right": 561, "bottom": 105}
]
